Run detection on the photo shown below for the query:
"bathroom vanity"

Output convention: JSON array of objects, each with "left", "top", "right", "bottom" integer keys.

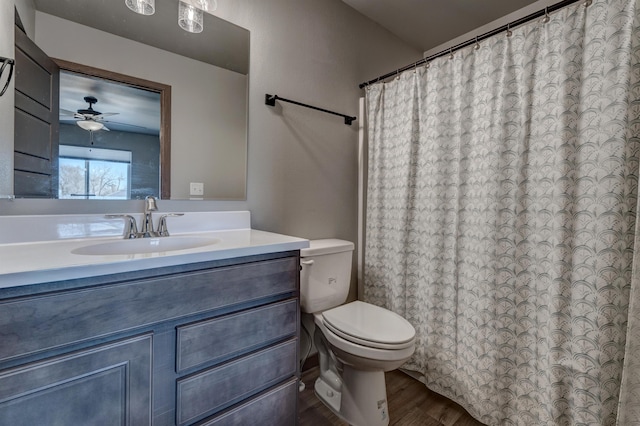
[{"left": 0, "top": 211, "right": 307, "bottom": 425}]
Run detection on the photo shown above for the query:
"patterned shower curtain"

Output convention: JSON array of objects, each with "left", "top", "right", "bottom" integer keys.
[{"left": 364, "top": 1, "right": 640, "bottom": 424}]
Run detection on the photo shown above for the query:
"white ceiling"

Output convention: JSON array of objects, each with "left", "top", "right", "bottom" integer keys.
[{"left": 341, "top": 0, "right": 542, "bottom": 52}]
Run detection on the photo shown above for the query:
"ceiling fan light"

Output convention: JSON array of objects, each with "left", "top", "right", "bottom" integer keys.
[
  {"left": 178, "top": 1, "right": 204, "bottom": 33},
  {"left": 77, "top": 120, "right": 105, "bottom": 132},
  {"left": 125, "top": 0, "right": 155, "bottom": 16}
]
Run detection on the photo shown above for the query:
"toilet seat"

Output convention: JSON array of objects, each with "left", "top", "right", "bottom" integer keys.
[
  {"left": 315, "top": 313, "right": 415, "bottom": 362},
  {"left": 321, "top": 301, "right": 415, "bottom": 350}
]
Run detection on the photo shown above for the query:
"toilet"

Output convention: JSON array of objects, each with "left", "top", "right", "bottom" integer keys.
[{"left": 300, "top": 239, "right": 415, "bottom": 426}]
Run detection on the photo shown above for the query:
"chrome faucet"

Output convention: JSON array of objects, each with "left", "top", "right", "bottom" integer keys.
[
  {"left": 141, "top": 195, "right": 159, "bottom": 238},
  {"left": 105, "top": 195, "right": 183, "bottom": 239}
]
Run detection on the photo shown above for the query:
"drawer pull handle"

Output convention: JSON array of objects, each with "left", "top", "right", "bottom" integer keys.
[{"left": 301, "top": 260, "right": 314, "bottom": 266}]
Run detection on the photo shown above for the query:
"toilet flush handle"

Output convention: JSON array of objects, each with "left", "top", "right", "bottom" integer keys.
[{"left": 301, "top": 260, "right": 314, "bottom": 265}]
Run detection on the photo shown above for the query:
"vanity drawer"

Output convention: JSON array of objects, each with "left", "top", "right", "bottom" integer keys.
[
  {"left": 176, "top": 339, "right": 297, "bottom": 425},
  {"left": 200, "top": 378, "right": 298, "bottom": 426},
  {"left": 176, "top": 299, "right": 298, "bottom": 373},
  {"left": 0, "top": 256, "right": 298, "bottom": 363}
]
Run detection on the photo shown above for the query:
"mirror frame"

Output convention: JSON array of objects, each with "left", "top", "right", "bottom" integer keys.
[{"left": 53, "top": 58, "right": 172, "bottom": 199}]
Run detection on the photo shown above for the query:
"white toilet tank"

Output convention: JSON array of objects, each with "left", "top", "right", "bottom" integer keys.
[{"left": 300, "top": 239, "right": 354, "bottom": 314}]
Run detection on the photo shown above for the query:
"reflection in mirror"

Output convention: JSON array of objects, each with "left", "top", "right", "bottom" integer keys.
[
  {"left": 9, "top": 0, "right": 249, "bottom": 200},
  {"left": 58, "top": 69, "right": 163, "bottom": 200}
]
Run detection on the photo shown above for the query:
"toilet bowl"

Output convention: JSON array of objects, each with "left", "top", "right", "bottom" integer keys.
[{"left": 300, "top": 239, "right": 415, "bottom": 426}]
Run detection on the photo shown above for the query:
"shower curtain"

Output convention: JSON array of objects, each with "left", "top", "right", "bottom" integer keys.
[{"left": 364, "top": 0, "right": 640, "bottom": 424}]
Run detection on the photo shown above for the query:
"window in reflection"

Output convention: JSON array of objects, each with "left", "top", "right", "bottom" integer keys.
[{"left": 59, "top": 145, "right": 132, "bottom": 200}]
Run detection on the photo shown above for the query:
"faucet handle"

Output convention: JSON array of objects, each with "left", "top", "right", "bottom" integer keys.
[
  {"left": 105, "top": 214, "right": 139, "bottom": 239},
  {"left": 157, "top": 213, "right": 184, "bottom": 237}
]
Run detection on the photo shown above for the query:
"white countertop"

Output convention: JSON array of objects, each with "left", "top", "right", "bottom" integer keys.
[{"left": 0, "top": 211, "right": 309, "bottom": 289}]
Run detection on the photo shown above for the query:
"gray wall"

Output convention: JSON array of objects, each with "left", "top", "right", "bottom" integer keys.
[
  {"left": 218, "top": 1, "right": 420, "bottom": 301},
  {"left": 0, "top": 0, "right": 421, "bottom": 299}
]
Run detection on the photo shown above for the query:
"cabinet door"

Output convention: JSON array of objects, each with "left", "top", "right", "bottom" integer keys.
[
  {"left": 14, "top": 23, "right": 60, "bottom": 198},
  {"left": 0, "top": 335, "right": 152, "bottom": 426}
]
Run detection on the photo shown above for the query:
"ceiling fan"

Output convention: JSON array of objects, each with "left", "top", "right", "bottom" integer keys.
[{"left": 60, "top": 95, "right": 118, "bottom": 132}]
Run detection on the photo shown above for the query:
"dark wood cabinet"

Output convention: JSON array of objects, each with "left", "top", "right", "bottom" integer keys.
[
  {"left": 0, "top": 251, "right": 301, "bottom": 425},
  {"left": 0, "top": 334, "right": 152, "bottom": 426}
]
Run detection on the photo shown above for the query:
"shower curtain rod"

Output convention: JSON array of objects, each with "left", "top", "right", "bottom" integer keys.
[
  {"left": 358, "top": 0, "right": 585, "bottom": 89},
  {"left": 265, "top": 94, "right": 357, "bottom": 125}
]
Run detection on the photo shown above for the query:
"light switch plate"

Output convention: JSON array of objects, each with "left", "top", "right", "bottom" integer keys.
[{"left": 190, "top": 182, "right": 204, "bottom": 196}]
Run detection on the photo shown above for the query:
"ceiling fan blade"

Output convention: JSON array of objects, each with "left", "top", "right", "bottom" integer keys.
[
  {"left": 60, "top": 108, "right": 77, "bottom": 116},
  {"left": 92, "top": 113, "right": 118, "bottom": 121},
  {"left": 104, "top": 121, "right": 149, "bottom": 130}
]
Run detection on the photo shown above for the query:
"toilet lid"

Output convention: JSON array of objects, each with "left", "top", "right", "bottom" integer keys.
[{"left": 321, "top": 301, "right": 415, "bottom": 349}]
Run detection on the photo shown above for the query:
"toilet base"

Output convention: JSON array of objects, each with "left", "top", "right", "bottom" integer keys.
[
  {"left": 315, "top": 365, "right": 390, "bottom": 426},
  {"left": 314, "top": 376, "right": 342, "bottom": 415}
]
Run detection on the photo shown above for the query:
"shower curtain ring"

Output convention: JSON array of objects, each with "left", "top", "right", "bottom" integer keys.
[
  {"left": 542, "top": 7, "right": 550, "bottom": 23},
  {"left": 584, "top": 0, "right": 592, "bottom": 6},
  {"left": 506, "top": 23, "right": 513, "bottom": 38},
  {"left": 474, "top": 36, "right": 480, "bottom": 51},
  {"left": 448, "top": 48, "right": 454, "bottom": 60}
]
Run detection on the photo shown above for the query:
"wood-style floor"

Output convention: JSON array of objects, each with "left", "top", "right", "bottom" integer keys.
[{"left": 298, "top": 367, "right": 486, "bottom": 426}]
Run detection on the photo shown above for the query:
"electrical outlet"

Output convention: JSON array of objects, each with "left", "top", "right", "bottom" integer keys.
[{"left": 190, "top": 182, "right": 204, "bottom": 196}]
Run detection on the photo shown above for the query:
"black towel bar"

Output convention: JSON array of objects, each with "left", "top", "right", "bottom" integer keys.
[{"left": 265, "top": 94, "right": 356, "bottom": 126}]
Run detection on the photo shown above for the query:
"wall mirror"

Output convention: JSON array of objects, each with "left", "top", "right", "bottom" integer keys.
[{"left": 11, "top": 0, "right": 249, "bottom": 200}]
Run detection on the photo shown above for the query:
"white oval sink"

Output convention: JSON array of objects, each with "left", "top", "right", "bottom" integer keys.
[{"left": 71, "top": 236, "right": 221, "bottom": 256}]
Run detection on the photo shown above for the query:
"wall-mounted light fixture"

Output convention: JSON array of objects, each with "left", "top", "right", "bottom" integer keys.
[
  {"left": 178, "top": 0, "right": 217, "bottom": 33},
  {"left": 180, "top": 0, "right": 218, "bottom": 14},
  {"left": 178, "top": 1, "right": 204, "bottom": 33},
  {"left": 125, "top": 0, "right": 155, "bottom": 15},
  {"left": 125, "top": 0, "right": 217, "bottom": 33}
]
